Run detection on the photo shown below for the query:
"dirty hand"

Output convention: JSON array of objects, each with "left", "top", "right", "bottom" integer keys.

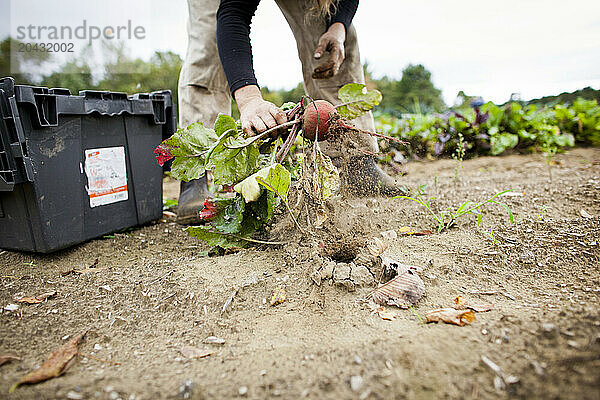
[
  {"left": 234, "top": 85, "right": 287, "bottom": 136},
  {"left": 312, "top": 22, "right": 346, "bottom": 79}
]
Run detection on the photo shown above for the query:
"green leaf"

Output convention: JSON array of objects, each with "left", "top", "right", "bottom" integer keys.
[
  {"left": 211, "top": 196, "right": 245, "bottom": 234},
  {"left": 170, "top": 157, "right": 207, "bottom": 182},
  {"left": 255, "top": 164, "right": 292, "bottom": 200},
  {"left": 234, "top": 163, "right": 289, "bottom": 203},
  {"left": 489, "top": 200, "right": 514, "bottom": 225},
  {"left": 185, "top": 226, "right": 246, "bottom": 249},
  {"left": 281, "top": 102, "right": 297, "bottom": 111},
  {"left": 156, "top": 123, "right": 218, "bottom": 181},
  {"left": 490, "top": 133, "right": 518, "bottom": 155},
  {"left": 214, "top": 114, "right": 238, "bottom": 137},
  {"left": 337, "top": 83, "right": 382, "bottom": 119},
  {"left": 206, "top": 137, "right": 260, "bottom": 186}
]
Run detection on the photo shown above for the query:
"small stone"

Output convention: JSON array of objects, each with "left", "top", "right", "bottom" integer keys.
[
  {"left": 541, "top": 323, "right": 556, "bottom": 332},
  {"left": 109, "top": 392, "right": 119, "bottom": 400},
  {"left": 94, "top": 344, "right": 102, "bottom": 351},
  {"left": 66, "top": 391, "right": 84, "bottom": 400},
  {"left": 179, "top": 379, "right": 194, "bottom": 399},
  {"left": 238, "top": 386, "right": 248, "bottom": 396},
  {"left": 4, "top": 304, "right": 19, "bottom": 312},
  {"left": 580, "top": 209, "right": 593, "bottom": 219},
  {"left": 359, "top": 389, "right": 372, "bottom": 400},
  {"left": 350, "top": 375, "right": 363, "bottom": 392},
  {"left": 259, "top": 369, "right": 267, "bottom": 376},
  {"left": 353, "top": 356, "right": 362, "bottom": 365},
  {"left": 204, "top": 336, "right": 225, "bottom": 345}
]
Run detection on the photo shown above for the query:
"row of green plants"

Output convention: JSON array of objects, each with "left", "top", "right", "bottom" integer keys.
[{"left": 374, "top": 98, "right": 600, "bottom": 160}]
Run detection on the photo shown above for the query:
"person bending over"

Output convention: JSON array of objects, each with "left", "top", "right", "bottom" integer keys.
[{"left": 176, "top": 0, "right": 404, "bottom": 224}]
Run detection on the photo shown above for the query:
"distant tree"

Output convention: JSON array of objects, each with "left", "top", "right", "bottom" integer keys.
[
  {"left": 261, "top": 87, "right": 284, "bottom": 107},
  {"left": 373, "top": 64, "right": 445, "bottom": 114},
  {"left": 0, "top": 37, "right": 50, "bottom": 85},
  {"left": 41, "top": 59, "right": 95, "bottom": 94},
  {"left": 525, "top": 87, "right": 600, "bottom": 107},
  {"left": 394, "top": 64, "right": 445, "bottom": 113},
  {"left": 280, "top": 82, "right": 306, "bottom": 104},
  {"left": 95, "top": 43, "right": 182, "bottom": 105}
]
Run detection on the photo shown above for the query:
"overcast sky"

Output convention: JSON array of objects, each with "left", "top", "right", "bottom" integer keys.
[{"left": 2, "top": 0, "right": 599, "bottom": 104}]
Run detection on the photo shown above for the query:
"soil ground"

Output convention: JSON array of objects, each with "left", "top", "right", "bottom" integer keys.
[{"left": 1, "top": 148, "right": 599, "bottom": 400}]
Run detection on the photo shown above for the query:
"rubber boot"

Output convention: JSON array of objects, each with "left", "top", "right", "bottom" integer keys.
[
  {"left": 343, "top": 155, "right": 409, "bottom": 197},
  {"left": 176, "top": 176, "right": 210, "bottom": 225}
]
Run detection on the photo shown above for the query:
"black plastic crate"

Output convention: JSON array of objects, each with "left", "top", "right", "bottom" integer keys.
[{"left": 0, "top": 77, "right": 176, "bottom": 253}]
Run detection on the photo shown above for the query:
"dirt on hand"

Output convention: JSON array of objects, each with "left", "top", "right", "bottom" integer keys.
[{"left": 1, "top": 148, "right": 599, "bottom": 399}]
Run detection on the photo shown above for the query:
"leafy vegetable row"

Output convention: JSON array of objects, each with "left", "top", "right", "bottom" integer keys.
[{"left": 375, "top": 98, "right": 600, "bottom": 160}]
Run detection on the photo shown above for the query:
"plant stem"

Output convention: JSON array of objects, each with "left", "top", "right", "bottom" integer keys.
[
  {"left": 225, "top": 233, "right": 287, "bottom": 245},
  {"left": 224, "top": 120, "right": 298, "bottom": 149},
  {"left": 276, "top": 117, "right": 301, "bottom": 162}
]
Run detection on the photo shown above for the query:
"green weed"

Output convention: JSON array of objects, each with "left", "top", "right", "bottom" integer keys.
[{"left": 394, "top": 188, "right": 514, "bottom": 233}]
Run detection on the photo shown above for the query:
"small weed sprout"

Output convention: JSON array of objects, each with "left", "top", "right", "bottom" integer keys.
[
  {"left": 541, "top": 142, "right": 558, "bottom": 182},
  {"left": 394, "top": 189, "right": 514, "bottom": 233},
  {"left": 537, "top": 205, "right": 548, "bottom": 221},
  {"left": 487, "top": 226, "right": 498, "bottom": 245},
  {"left": 452, "top": 132, "right": 466, "bottom": 182},
  {"left": 408, "top": 305, "right": 425, "bottom": 324}
]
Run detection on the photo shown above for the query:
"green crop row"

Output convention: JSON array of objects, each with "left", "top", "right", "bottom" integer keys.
[{"left": 374, "top": 98, "right": 600, "bottom": 160}]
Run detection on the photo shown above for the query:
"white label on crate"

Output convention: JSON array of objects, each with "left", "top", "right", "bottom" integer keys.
[{"left": 84, "top": 147, "right": 128, "bottom": 208}]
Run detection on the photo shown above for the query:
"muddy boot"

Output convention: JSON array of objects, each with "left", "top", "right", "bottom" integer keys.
[
  {"left": 343, "top": 155, "right": 409, "bottom": 197},
  {"left": 176, "top": 176, "right": 210, "bottom": 225}
]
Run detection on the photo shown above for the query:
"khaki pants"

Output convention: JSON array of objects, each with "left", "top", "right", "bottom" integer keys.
[{"left": 178, "top": 0, "right": 377, "bottom": 156}]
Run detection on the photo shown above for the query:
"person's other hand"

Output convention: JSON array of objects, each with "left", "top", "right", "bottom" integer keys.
[
  {"left": 312, "top": 22, "right": 346, "bottom": 79},
  {"left": 234, "top": 85, "right": 287, "bottom": 136}
]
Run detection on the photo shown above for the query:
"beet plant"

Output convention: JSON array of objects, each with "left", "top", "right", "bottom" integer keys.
[{"left": 154, "top": 84, "right": 404, "bottom": 250}]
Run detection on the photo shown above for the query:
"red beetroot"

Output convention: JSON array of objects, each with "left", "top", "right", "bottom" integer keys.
[{"left": 302, "top": 100, "right": 337, "bottom": 141}]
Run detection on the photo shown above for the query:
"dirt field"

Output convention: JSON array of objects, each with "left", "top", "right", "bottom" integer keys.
[{"left": 1, "top": 148, "right": 599, "bottom": 400}]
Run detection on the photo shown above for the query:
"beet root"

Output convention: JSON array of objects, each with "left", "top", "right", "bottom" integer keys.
[{"left": 302, "top": 100, "right": 337, "bottom": 141}]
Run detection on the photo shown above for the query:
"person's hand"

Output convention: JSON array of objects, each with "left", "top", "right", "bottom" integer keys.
[
  {"left": 312, "top": 22, "right": 346, "bottom": 79},
  {"left": 234, "top": 85, "right": 287, "bottom": 136}
]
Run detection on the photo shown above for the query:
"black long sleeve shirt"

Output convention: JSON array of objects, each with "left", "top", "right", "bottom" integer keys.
[{"left": 216, "top": 0, "right": 359, "bottom": 95}]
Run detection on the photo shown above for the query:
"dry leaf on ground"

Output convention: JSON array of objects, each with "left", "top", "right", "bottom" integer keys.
[
  {"left": 180, "top": 346, "right": 211, "bottom": 359},
  {"left": 398, "top": 226, "right": 434, "bottom": 236},
  {"left": 270, "top": 286, "right": 287, "bottom": 306},
  {"left": 0, "top": 354, "right": 21, "bottom": 366},
  {"left": 425, "top": 308, "right": 476, "bottom": 326},
  {"left": 374, "top": 307, "right": 397, "bottom": 321},
  {"left": 373, "top": 264, "right": 424, "bottom": 308},
  {"left": 9, "top": 332, "right": 86, "bottom": 393},
  {"left": 17, "top": 291, "right": 57, "bottom": 304},
  {"left": 60, "top": 258, "right": 103, "bottom": 276},
  {"left": 367, "top": 302, "right": 397, "bottom": 321}
]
